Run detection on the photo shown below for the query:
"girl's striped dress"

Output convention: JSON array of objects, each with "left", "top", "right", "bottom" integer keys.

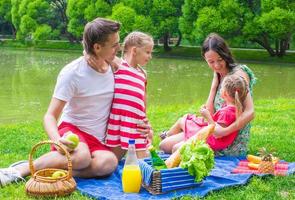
[{"left": 105, "top": 61, "right": 147, "bottom": 150}]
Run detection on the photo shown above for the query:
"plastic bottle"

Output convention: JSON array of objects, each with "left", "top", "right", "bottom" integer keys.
[
  {"left": 148, "top": 145, "right": 167, "bottom": 170},
  {"left": 122, "top": 139, "right": 142, "bottom": 193}
]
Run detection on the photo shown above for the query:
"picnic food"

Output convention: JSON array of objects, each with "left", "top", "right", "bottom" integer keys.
[
  {"left": 52, "top": 170, "right": 67, "bottom": 179},
  {"left": 194, "top": 124, "right": 215, "bottom": 141},
  {"left": 247, "top": 154, "right": 279, "bottom": 165},
  {"left": 148, "top": 145, "right": 167, "bottom": 170},
  {"left": 164, "top": 124, "right": 215, "bottom": 168},
  {"left": 165, "top": 149, "right": 181, "bottom": 168},
  {"left": 258, "top": 148, "right": 275, "bottom": 174},
  {"left": 180, "top": 140, "right": 215, "bottom": 182},
  {"left": 248, "top": 163, "right": 259, "bottom": 169},
  {"left": 63, "top": 132, "right": 79, "bottom": 149},
  {"left": 247, "top": 155, "right": 262, "bottom": 164}
]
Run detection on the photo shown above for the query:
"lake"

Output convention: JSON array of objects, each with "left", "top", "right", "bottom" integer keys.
[{"left": 0, "top": 48, "right": 294, "bottom": 124}]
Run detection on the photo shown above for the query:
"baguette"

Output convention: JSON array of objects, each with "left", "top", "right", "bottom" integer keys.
[{"left": 165, "top": 124, "right": 215, "bottom": 168}]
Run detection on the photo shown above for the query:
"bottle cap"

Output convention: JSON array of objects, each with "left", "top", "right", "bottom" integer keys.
[{"left": 129, "top": 139, "right": 135, "bottom": 144}]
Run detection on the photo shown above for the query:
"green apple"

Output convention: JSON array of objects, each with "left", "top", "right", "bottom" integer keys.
[
  {"left": 64, "top": 132, "right": 80, "bottom": 149},
  {"left": 51, "top": 170, "right": 66, "bottom": 179}
]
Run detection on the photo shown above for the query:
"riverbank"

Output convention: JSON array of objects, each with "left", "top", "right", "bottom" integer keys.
[
  {"left": 0, "top": 98, "right": 294, "bottom": 199},
  {"left": 1, "top": 39, "right": 295, "bottom": 64}
]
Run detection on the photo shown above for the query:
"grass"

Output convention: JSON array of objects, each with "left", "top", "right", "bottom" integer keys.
[
  {"left": 0, "top": 98, "right": 294, "bottom": 199},
  {"left": 154, "top": 46, "right": 295, "bottom": 64},
  {"left": 1, "top": 40, "right": 295, "bottom": 64}
]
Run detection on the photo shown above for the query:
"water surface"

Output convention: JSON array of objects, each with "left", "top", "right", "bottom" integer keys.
[{"left": 0, "top": 48, "right": 294, "bottom": 124}]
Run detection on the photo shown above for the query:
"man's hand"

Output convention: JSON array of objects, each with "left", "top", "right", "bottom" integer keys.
[
  {"left": 106, "top": 56, "right": 120, "bottom": 71},
  {"left": 83, "top": 50, "right": 120, "bottom": 71},
  {"left": 55, "top": 135, "right": 76, "bottom": 154}
]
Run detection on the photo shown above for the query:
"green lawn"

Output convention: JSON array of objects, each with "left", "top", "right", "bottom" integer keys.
[{"left": 0, "top": 98, "right": 294, "bottom": 199}]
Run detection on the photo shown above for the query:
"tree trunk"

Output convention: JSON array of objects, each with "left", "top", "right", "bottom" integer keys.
[
  {"left": 9, "top": 23, "right": 16, "bottom": 39},
  {"left": 175, "top": 31, "right": 182, "bottom": 47},
  {"left": 163, "top": 32, "right": 171, "bottom": 51},
  {"left": 253, "top": 35, "right": 276, "bottom": 57},
  {"left": 275, "top": 39, "right": 279, "bottom": 55},
  {"left": 278, "top": 33, "right": 292, "bottom": 57}
]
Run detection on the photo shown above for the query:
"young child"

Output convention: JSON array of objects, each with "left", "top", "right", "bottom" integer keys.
[
  {"left": 105, "top": 31, "right": 154, "bottom": 159},
  {"left": 159, "top": 74, "right": 249, "bottom": 153}
]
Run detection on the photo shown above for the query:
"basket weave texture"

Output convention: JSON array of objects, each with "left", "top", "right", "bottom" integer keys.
[
  {"left": 141, "top": 155, "right": 202, "bottom": 195},
  {"left": 25, "top": 140, "right": 76, "bottom": 197}
]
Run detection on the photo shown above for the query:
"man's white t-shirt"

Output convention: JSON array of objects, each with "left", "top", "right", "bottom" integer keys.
[{"left": 53, "top": 56, "right": 114, "bottom": 142}]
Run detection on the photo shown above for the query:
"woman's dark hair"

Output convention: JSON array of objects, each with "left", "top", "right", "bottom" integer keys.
[
  {"left": 83, "top": 18, "right": 121, "bottom": 56},
  {"left": 201, "top": 33, "right": 236, "bottom": 70}
]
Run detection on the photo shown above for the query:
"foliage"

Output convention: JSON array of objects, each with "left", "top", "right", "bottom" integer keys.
[
  {"left": 0, "top": 0, "right": 12, "bottom": 23},
  {"left": 110, "top": 3, "right": 136, "bottom": 39},
  {"left": 66, "top": 0, "right": 88, "bottom": 39},
  {"left": 110, "top": 3, "right": 154, "bottom": 40},
  {"left": 1, "top": 0, "right": 295, "bottom": 56},
  {"left": 180, "top": 0, "right": 295, "bottom": 57},
  {"left": 32, "top": 24, "right": 54, "bottom": 41},
  {"left": 10, "top": 0, "right": 69, "bottom": 41},
  {"left": 84, "top": 0, "right": 112, "bottom": 21}
]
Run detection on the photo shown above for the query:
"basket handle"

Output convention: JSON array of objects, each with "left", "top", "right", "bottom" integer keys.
[{"left": 29, "top": 140, "right": 73, "bottom": 178}]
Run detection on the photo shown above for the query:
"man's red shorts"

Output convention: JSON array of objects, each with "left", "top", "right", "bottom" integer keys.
[{"left": 52, "top": 121, "right": 111, "bottom": 153}]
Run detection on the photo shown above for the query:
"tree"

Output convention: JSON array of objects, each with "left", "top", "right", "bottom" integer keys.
[
  {"left": 180, "top": 0, "right": 295, "bottom": 57},
  {"left": 66, "top": 0, "right": 88, "bottom": 40},
  {"left": 122, "top": 0, "right": 184, "bottom": 51},
  {"left": 179, "top": 0, "right": 218, "bottom": 44},
  {"left": 110, "top": 3, "right": 154, "bottom": 40},
  {"left": 11, "top": 0, "right": 22, "bottom": 39},
  {"left": 10, "top": 0, "right": 72, "bottom": 41},
  {"left": 84, "top": 0, "right": 112, "bottom": 21},
  {"left": 67, "top": 0, "right": 115, "bottom": 41},
  {"left": 243, "top": 0, "right": 295, "bottom": 56},
  {"left": 0, "top": 0, "right": 16, "bottom": 36},
  {"left": 150, "top": 0, "right": 184, "bottom": 51},
  {"left": 50, "top": 0, "right": 76, "bottom": 42}
]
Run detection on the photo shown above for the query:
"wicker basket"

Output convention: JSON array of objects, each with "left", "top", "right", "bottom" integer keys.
[
  {"left": 141, "top": 156, "right": 202, "bottom": 195},
  {"left": 25, "top": 140, "right": 76, "bottom": 197}
]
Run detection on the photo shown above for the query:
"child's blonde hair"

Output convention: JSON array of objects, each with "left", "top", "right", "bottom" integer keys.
[
  {"left": 122, "top": 31, "right": 154, "bottom": 56},
  {"left": 221, "top": 74, "right": 248, "bottom": 118}
]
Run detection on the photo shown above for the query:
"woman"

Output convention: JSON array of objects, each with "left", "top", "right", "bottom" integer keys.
[{"left": 160, "top": 33, "right": 256, "bottom": 156}]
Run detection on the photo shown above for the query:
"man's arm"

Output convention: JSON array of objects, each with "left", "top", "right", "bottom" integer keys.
[{"left": 43, "top": 97, "right": 66, "bottom": 142}]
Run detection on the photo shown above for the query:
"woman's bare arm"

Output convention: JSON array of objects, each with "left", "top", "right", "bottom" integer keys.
[{"left": 205, "top": 72, "right": 219, "bottom": 115}]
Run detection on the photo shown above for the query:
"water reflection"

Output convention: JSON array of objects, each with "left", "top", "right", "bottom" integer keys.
[{"left": 0, "top": 48, "right": 294, "bottom": 124}]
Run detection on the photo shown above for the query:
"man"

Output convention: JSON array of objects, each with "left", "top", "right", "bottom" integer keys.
[{"left": 0, "top": 18, "right": 152, "bottom": 186}]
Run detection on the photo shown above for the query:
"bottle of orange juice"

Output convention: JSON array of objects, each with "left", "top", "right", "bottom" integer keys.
[{"left": 122, "top": 139, "right": 142, "bottom": 193}]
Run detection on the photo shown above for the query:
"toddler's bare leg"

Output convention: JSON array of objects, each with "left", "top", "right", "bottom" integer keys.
[
  {"left": 172, "top": 141, "right": 185, "bottom": 153},
  {"left": 159, "top": 132, "right": 185, "bottom": 154},
  {"left": 167, "top": 115, "right": 187, "bottom": 136}
]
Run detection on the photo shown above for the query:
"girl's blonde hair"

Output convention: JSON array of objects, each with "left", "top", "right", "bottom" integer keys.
[
  {"left": 221, "top": 74, "right": 248, "bottom": 118},
  {"left": 122, "top": 31, "right": 154, "bottom": 56}
]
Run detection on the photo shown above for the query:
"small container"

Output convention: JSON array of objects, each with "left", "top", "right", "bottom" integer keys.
[{"left": 122, "top": 139, "right": 142, "bottom": 193}]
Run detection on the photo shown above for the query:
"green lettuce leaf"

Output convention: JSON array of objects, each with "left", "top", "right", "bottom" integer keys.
[{"left": 179, "top": 140, "right": 215, "bottom": 182}]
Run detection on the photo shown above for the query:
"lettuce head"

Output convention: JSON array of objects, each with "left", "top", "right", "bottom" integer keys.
[{"left": 179, "top": 140, "right": 214, "bottom": 182}]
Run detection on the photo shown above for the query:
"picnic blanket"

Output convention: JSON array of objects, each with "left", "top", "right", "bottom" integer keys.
[
  {"left": 76, "top": 156, "right": 295, "bottom": 200},
  {"left": 232, "top": 160, "right": 290, "bottom": 176}
]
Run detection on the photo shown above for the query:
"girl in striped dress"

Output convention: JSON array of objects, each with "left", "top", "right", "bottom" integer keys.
[{"left": 105, "top": 31, "right": 154, "bottom": 159}]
